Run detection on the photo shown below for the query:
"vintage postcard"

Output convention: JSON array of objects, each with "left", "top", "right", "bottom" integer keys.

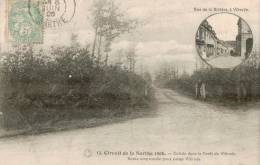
[{"left": 0, "top": 0, "right": 259, "bottom": 165}]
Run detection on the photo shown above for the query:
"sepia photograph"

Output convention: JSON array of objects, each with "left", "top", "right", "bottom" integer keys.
[
  {"left": 0, "top": 0, "right": 259, "bottom": 165},
  {"left": 196, "top": 13, "right": 253, "bottom": 68}
]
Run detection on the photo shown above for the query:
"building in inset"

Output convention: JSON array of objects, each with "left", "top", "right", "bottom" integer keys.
[
  {"left": 225, "top": 41, "right": 237, "bottom": 55},
  {"left": 196, "top": 20, "right": 232, "bottom": 59},
  {"left": 196, "top": 20, "right": 218, "bottom": 58},
  {"left": 236, "top": 18, "right": 253, "bottom": 59},
  {"left": 217, "top": 40, "right": 229, "bottom": 55}
]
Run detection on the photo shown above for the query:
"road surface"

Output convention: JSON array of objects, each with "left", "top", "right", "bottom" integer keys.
[
  {"left": 0, "top": 88, "right": 259, "bottom": 165},
  {"left": 207, "top": 55, "right": 242, "bottom": 68}
]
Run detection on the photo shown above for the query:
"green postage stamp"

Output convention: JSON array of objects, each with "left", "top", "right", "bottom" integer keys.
[{"left": 7, "top": 0, "right": 43, "bottom": 44}]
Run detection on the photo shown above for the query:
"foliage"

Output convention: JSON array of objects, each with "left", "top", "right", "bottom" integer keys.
[
  {"left": 91, "top": 0, "right": 138, "bottom": 64},
  {"left": 156, "top": 54, "right": 260, "bottom": 100},
  {"left": 0, "top": 45, "right": 153, "bottom": 129}
]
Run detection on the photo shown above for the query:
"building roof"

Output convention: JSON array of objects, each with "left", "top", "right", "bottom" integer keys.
[{"left": 201, "top": 20, "right": 218, "bottom": 39}]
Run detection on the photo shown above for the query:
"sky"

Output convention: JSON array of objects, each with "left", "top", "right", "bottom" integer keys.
[
  {"left": 1, "top": 0, "right": 260, "bottom": 75},
  {"left": 207, "top": 13, "right": 239, "bottom": 41}
]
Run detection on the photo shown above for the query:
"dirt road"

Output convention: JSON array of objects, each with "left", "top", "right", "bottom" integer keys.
[{"left": 0, "top": 88, "right": 259, "bottom": 165}]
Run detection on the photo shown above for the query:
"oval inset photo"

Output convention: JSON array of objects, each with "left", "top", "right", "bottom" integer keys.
[{"left": 195, "top": 13, "right": 253, "bottom": 69}]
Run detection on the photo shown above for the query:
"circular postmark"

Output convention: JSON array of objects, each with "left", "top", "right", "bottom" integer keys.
[
  {"left": 28, "top": 0, "right": 76, "bottom": 29},
  {"left": 8, "top": 1, "right": 43, "bottom": 43},
  {"left": 195, "top": 13, "right": 253, "bottom": 69}
]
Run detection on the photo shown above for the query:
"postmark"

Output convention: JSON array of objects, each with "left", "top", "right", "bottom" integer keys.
[
  {"left": 8, "top": 0, "right": 43, "bottom": 44},
  {"left": 28, "top": 0, "right": 76, "bottom": 29}
]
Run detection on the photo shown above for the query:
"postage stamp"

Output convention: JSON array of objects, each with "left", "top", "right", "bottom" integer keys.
[{"left": 7, "top": 0, "right": 43, "bottom": 44}]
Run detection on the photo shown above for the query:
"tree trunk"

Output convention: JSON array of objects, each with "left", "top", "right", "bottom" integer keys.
[
  {"left": 200, "top": 83, "right": 207, "bottom": 100},
  {"left": 105, "top": 52, "right": 109, "bottom": 66},
  {"left": 91, "top": 27, "right": 98, "bottom": 58},
  {"left": 132, "top": 58, "right": 135, "bottom": 72},
  {"left": 97, "top": 35, "right": 102, "bottom": 65},
  {"left": 195, "top": 82, "right": 200, "bottom": 98}
]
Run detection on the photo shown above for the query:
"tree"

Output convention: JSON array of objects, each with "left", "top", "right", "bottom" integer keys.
[
  {"left": 126, "top": 45, "right": 136, "bottom": 72},
  {"left": 91, "top": 0, "right": 138, "bottom": 65}
]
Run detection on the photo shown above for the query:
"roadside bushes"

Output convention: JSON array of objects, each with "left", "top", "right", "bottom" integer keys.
[
  {"left": 164, "top": 66, "right": 260, "bottom": 101},
  {"left": 165, "top": 73, "right": 194, "bottom": 96},
  {"left": 191, "top": 68, "right": 236, "bottom": 98},
  {"left": 0, "top": 46, "right": 153, "bottom": 129}
]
